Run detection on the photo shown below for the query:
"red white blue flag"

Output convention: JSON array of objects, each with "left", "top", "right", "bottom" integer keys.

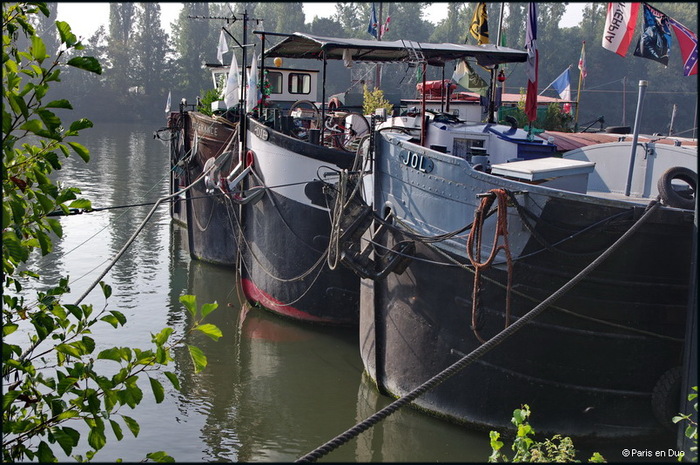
[
  {"left": 667, "top": 17, "right": 698, "bottom": 76},
  {"left": 525, "top": 2, "right": 538, "bottom": 122},
  {"left": 601, "top": 2, "right": 640, "bottom": 57}
]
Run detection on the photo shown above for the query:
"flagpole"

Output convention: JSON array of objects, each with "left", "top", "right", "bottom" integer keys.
[
  {"left": 574, "top": 41, "right": 585, "bottom": 131},
  {"left": 375, "top": 2, "right": 383, "bottom": 89}
]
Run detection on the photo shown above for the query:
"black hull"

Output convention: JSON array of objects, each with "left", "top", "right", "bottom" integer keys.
[
  {"left": 183, "top": 112, "right": 240, "bottom": 266},
  {"left": 241, "top": 118, "right": 360, "bottom": 325},
  {"left": 361, "top": 198, "right": 691, "bottom": 441}
]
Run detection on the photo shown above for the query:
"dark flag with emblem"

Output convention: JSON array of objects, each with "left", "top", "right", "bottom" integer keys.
[{"left": 468, "top": 3, "right": 489, "bottom": 45}]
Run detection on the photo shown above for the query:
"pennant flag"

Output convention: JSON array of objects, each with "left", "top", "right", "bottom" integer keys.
[
  {"left": 525, "top": 3, "right": 538, "bottom": 122},
  {"left": 223, "top": 53, "right": 240, "bottom": 109},
  {"left": 217, "top": 30, "right": 229, "bottom": 64},
  {"left": 633, "top": 4, "right": 672, "bottom": 66},
  {"left": 165, "top": 91, "right": 171, "bottom": 113},
  {"left": 578, "top": 41, "right": 587, "bottom": 80},
  {"left": 246, "top": 53, "right": 259, "bottom": 113},
  {"left": 602, "top": 2, "right": 640, "bottom": 57},
  {"left": 469, "top": 3, "right": 489, "bottom": 45},
  {"left": 452, "top": 59, "right": 489, "bottom": 96},
  {"left": 667, "top": 17, "right": 698, "bottom": 76},
  {"left": 367, "top": 3, "right": 378, "bottom": 38}
]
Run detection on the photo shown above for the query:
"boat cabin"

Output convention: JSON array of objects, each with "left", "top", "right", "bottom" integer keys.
[{"left": 206, "top": 63, "right": 319, "bottom": 110}]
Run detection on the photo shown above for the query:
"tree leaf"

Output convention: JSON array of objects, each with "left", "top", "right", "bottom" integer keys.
[
  {"left": 122, "top": 415, "right": 140, "bottom": 437},
  {"left": 153, "top": 327, "right": 173, "bottom": 346},
  {"left": 194, "top": 323, "right": 222, "bottom": 341},
  {"left": 67, "top": 56, "right": 102, "bottom": 75},
  {"left": 200, "top": 302, "right": 218, "bottom": 319},
  {"left": 97, "top": 347, "right": 123, "bottom": 363},
  {"left": 87, "top": 423, "right": 106, "bottom": 451},
  {"left": 149, "top": 377, "right": 165, "bottom": 404},
  {"left": 163, "top": 371, "right": 180, "bottom": 391},
  {"left": 44, "top": 99, "right": 73, "bottom": 109},
  {"left": 179, "top": 294, "right": 197, "bottom": 318},
  {"left": 68, "top": 118, "right": 93, "bottom": 132},
  {"left": 37, "top": 441, "right": 56, "bottom": 462},
  {"left": 146, "top": 451, "right": 175, "bottom": 463},
  {"left": 109, "top": 419, "right": 124, "bottom": 441},
  {"left": 187, "top": 345, "right": 208, "bottom": 373},
  {"left": 55, "top": 20, "right": 78, "bottom": 47},
  {"left": 30, "top": 35, "right": 47, "bottom": 63},
  {"left": 67, "top": 141, "right": 90, "bottom": 162},
  {"left": 52, "top": 426, "right": 80, "bottom": 455}
]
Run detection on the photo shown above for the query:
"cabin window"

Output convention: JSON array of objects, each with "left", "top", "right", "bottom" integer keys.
[
  {"left": 267, "top": 72, "right": 283, "bottom": 94},
  {"left": 453, "top": 138, "right": 487, "bottom": 160},
  {"left": 288, "top": 73, "right": 311, "bottom": 94}
]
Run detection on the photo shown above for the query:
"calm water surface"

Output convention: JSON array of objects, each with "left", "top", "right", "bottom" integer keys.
[{"left": 20, "top": 122, "right": 497, "bottom": 462}]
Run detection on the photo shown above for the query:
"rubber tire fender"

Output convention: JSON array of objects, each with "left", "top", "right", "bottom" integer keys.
[
  {"left": 651, "top": 366, "right": 683, "bottom": 430},
  {"left": 657, "top": 166, "right": 697, "bottom": 210}
]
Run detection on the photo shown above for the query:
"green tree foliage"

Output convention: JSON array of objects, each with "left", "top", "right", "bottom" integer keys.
[{"left": 2, "top": 3, "right": 220, "bottom": 461}]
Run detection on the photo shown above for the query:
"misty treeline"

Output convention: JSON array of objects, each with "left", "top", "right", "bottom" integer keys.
[{"left": 40, "top": 2, "right": 697, "bottom": 135}]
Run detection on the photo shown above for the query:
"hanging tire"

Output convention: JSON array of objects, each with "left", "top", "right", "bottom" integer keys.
[
  {"left": 651, "top": 366, "right": 683, "bottom": 430},
  {"left": 657, "top": 166, "right": 697, "bottom": 210}
]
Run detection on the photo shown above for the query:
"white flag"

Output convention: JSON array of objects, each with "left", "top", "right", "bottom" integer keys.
[
  {"left": 165, "top": 91, "right": 171, "bottom": 113},
  {"left": 217, "top": 30, "right": 228, "bottom": 64},
  {"left": 246, "top": 53, "right": 259, "bottom": 113},
  {"left": 223, "top": 53, "right": 240, "bottom": 109}
]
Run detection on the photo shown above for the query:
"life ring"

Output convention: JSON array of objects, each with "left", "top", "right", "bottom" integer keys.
[
  {"left": 657, "top": 166, "right": 697, "bottom": 210},
  {"left": 327, "top": 97, "right": 342, "bottom": 111},
  {"left": 651, "top": 366, "right": 683, "bottom": 430}
]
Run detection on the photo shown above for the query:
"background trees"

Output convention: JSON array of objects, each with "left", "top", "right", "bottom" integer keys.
[{"left": 48, "top": 2, "right": 697, "bottom": 136}]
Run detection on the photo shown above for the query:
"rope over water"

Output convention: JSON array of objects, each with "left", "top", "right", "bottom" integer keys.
[{"left": 295, "top": 198, "right": 663, "bottom": 463}]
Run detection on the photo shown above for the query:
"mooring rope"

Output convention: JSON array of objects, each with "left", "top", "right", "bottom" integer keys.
[
  {"left": 72, "top": 153, "right": 226, "bottom": 306},
  {"left": 295, "top": 198, "right": 662, "bottom": 463}
]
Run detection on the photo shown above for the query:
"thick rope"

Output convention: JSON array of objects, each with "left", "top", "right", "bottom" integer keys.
[
  {"left": 466, "top": 189, "right": 514, "bottom": 343},
  {"left": 296, "top": 199, "right": 662, "bottom": 463}
]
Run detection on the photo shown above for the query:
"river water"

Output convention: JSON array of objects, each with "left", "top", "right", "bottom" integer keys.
[
  {"left": 18, "top": 122, "right": 496, "bottom": 462},
  {"left": 16, "top": 122, "right": 681, "bottom": 462}
]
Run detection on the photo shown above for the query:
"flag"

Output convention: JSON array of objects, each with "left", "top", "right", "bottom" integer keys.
[
  {"left": 578, "top": 41, "right": 587, "bottom": 80},
  {"left": 380, "top": 16, "right": 391, "bottom": 38},
  {"left": 165, "top": 91, "right": 171, "bottom": 113},
  {"left": 633, "top": 4, "right": 672, "bottom": 66},
  {"left": 469, "top": 3, "right": 489, "bottom": 45},
  {"left": 452, "top": 59, "right": 489, "bottom": 96},
  {"left": 550, "top": 68, "right": 571, "bottom": 101},
  {"left": 217, "top": 29, "right": 228, "bottom": 64},
  {"left": 246, "top": 53, "right": 259, "bottom": 113},
  {"left": 223, "top": 53, "right": 240, "bottom": 109},
  {"left": 602, "top": 2, "right": 640, "bottom": 57},
  {"left": 367, "top": 3, "right": 378, "bottom": 38},
  {"left": 524, "top": 3, "right": 538, "bottom": 122},
  {"left": 667, "top": 17, "right": 698, "bottom": 76}
]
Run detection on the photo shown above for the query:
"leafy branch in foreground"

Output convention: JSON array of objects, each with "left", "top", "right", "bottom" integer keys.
[
  {"left": 488, "top": 404, "right": 606, "bottom": 463},
  {"left": 673, "top": 386, "right": 698, "bottom": 462},
  {"left": 3, "top": 3, "right": 221, "bottom": 462}
]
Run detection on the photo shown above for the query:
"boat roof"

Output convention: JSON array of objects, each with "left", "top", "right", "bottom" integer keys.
[{"left": 260, "top": 32, "right": 528, "bottom": 67}]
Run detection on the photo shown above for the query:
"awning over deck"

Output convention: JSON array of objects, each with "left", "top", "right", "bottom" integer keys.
[{"left": 260, "top": 32, "right": 528, "bottom": 68}]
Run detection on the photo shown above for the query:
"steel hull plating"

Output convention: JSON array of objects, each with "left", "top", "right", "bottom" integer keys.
[
  {"left": 184, "top": 112, "right": 240, "bottom": 266},
  {"left": 241, "top": 118, "right": 360, "bottom": 325},
  {"left": 360, "top": 133, "right": 693, "bottom": 440}
]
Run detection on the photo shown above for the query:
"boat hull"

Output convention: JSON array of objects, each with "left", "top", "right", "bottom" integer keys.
[
  {"left": 240, "top": 118, "right": 360, "bottom": 325},
  {"left": 184, "top": 112, "right": 241, "bottom": 266},
  {"left": 359, "top": 133, "right": 693, "bottom": 440}
]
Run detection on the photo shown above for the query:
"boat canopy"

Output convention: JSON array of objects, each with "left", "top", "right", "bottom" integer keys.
[{"left": 261, "top": 32, "right": 528, "bottom": 67}]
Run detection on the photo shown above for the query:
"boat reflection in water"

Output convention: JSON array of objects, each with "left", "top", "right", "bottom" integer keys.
[{"left": 169, "top": 252, "right": 496, "bottom": 462}]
